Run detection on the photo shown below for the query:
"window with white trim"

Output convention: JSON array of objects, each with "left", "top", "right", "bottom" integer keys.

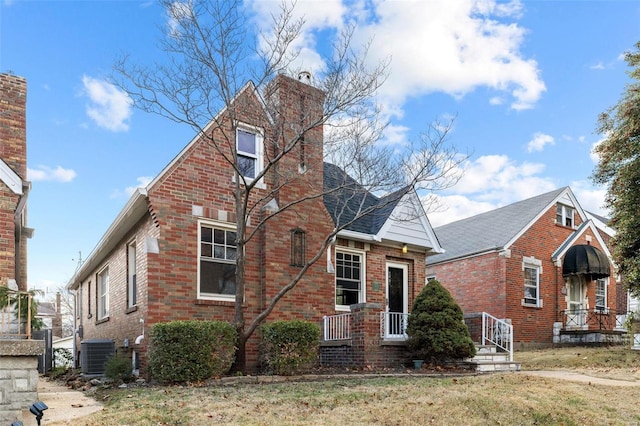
[
  {"left": 199, "top": 222, "right": 237, "bottom": 300},
  {"left": 236, "top": 126, "right": 264, "bottom": 181},
  {"left": 556, "top": 204, "right": 575, "bottom": 228},
  {"left": 595, "top": 278, "right": 607, "bottom": 310},
  {"left": 335, "top": 250, "right": 365, "bottom": 308},
  {"left": 522, "top": 256, "right": 542, "bottom": 307},
  {"left": 97, "top": 267, "right": 109, "bottom": 320},
  {"left": 127, "top": 241, "right": 137, "bottom": 309}
]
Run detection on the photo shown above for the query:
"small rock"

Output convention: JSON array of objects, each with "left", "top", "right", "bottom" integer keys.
[
  {"left": 118, "top": 383, "right": 128, "bottom": 389},
  {"left": 90, "top": 378, "right": 102, "bottom": 386}
]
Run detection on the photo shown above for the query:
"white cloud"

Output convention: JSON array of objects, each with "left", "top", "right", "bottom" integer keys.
[
  {"left": 27, "top": 165, "right": 76, "bottom": 182},
  {"left": 527, "top": 132, "right": 555, "bottom": 153},
  {"left": 590, "top": 137, "right": 605, "bottom": 164},
  {"left": 249, "top": 0, "right": 545, "bottom": 116},
  {"left": 354, "top": 0, "right": 545, "bottom": 114},
  {"left": 111, "top": 176, "right": 154, "bottom": 198},
  {"left": 425, "top": 154, "right": 556, "bottom": 226},
  {"left": 590, "top": 62, "right": 605, "bottom": 70},
  {"left": 81, "top": 75, "right": 132, "bottom": 132},
  {"left": 571, "top": 180, "right": 608, "bottom": 217},
  {"left": 167, "top": 1, "right": 193, "bottom": 37}
]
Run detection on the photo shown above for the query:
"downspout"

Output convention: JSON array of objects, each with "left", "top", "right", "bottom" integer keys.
[
  {"left": 13, "top": 181, "right": 31, "bottom": 291},
  {"left": 555, "top": 261, "right": 559, "bottom": 323}
]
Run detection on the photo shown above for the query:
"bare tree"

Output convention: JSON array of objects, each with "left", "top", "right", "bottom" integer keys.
[{"left": 113, "top": 0, "right": 464, "bottom": 371}]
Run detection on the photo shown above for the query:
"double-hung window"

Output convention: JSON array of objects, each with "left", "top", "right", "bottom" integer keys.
[
  {"left": 236, "top": 126, "right": 264, "bottom": 184},
  {"left": 522, "top": 256, "right": 542, "bottom": 307},
  {"left": 127, "top": 241, "right": 137, "bottom": 309},
  {"left": 199, "top": 222, "right": 237, "bottom": 300},
  {"left": 556, "top": 204, "right": 575, "bottom": 228},
  {"left": 97, "top": 267, "right": 109, "bottom": 320},
  {"left": 595, "top": 278, "right": 607, "bottom": 311},
  {"left": 335, "top": 250, "right": 365, "bottom": 309}
]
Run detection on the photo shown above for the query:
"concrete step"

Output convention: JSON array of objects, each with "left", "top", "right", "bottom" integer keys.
[
  {"left": 475, "top": 344, "right": 497, "bottom": 354},
  {"left": 473, "top": 360, "right": 521, "bottom": 372},
  {"left": 472, "top": 352, "right": 509, "bottom": 362},
  {"left": 465, "top": 344, "right": 520, "bottom": 372}
]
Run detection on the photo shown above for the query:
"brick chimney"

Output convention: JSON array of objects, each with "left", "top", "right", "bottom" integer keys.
[
  {"left": 0, "top": 73, "right": 27, "bottom": 179},
  {"left": 0, "top": 73, "right": 29, "bottom": 290},
  {"left": 264, "top": 73, "right": 326, "bottom": 199}
]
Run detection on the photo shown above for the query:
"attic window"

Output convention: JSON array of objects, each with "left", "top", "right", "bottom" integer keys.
[
  {"left": 556, "top": 204, "right": 575, "bottom": 228},
  {"left": 290, "top": 228, "right": 306, "bottom": 267}
]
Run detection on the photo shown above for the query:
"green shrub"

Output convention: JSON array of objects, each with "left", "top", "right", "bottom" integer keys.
[
  {"left": 104, "top": 354, "right": 133, "bottom": 383},
  {"left": 148, "top": 320, "right": 237, "bottom": 383},
  {"left": 406, "top": 279, "right": 476, "bottom": 363},
  {"left": 260, "top": 320, "right": 320, "bottom": 375}
]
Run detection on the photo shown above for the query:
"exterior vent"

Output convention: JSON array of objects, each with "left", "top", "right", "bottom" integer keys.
[{"left": 80, "top": 339, "right": 115, "bottom": 375}]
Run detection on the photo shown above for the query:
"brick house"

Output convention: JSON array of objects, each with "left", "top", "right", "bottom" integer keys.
[
  {"left": 68, "top": 74, "right": 443, "bottom": 375},
  {"left": 425, "top": 187, "right": 621, "bottom": 349},
  {"left": 0, "top": 73, "right": 32, "bottom": 294}
]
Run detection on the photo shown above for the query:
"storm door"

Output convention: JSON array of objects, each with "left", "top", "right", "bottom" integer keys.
[{"left": 567, "top": 277, "right": 586, "bottom": 328}]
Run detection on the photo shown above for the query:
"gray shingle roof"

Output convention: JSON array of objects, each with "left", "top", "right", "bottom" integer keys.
[
  {"left": 426, "top": 187, "right": 568, "bottom": 265},
  {"left": 323, "top": 162, "right": 404, "bottom": 234}
]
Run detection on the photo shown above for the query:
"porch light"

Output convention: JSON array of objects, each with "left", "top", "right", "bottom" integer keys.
[{"left": 402, "top": 244, "right": 408, "bottom": 254}]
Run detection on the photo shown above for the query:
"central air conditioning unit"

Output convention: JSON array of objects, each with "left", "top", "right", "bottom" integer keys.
[{"left": 80, "top": 339, "right": 115, "bottom": 375}]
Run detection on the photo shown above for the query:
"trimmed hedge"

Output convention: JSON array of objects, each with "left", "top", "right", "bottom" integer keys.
[
  {"left": 148, "top": 320, "right": 237, "bottom": 383},
  {"left": 406, "top": 279, "right": 476, "bottom": 363},
  {"left": 260, "top": 320, "right": 320, "bottom": 375}
]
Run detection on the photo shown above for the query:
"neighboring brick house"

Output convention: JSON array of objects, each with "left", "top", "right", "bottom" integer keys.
[
  {"left": 68, "top": 74, "right": 443, "bottom": 375},
  {"left": 425, "top": 187, "right": 620, "bottom": 349},
  {"left": 0, "top": 73, "right": 32, "bottom": 294}
]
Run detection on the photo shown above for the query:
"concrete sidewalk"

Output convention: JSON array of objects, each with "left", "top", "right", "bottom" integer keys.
[
  {"left": 522, "top": 370, "right": 640, "bottom": 387},
  {"left": 19, "top": 379, "right": 103, "bottom": 426}
]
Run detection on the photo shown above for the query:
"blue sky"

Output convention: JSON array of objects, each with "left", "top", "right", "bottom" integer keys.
[{"left": 1, "top": 0, "right": 639, "bottom": 295}]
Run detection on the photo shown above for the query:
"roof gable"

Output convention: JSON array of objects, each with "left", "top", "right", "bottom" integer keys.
[
  {"left": 426, "top": 187, "right": 587, "bottom": 264},
  {"left": 376, "top": 191, "right": 443, "bottom": 253},
  {"left": 146, "top": 81, "right": 261, "bottom": 192},
  {"left": 323, "top": 162, "right": 441, "bottom": 251},
  {"left": 551, "top": 219, "right": 613, "bottom": 263}
]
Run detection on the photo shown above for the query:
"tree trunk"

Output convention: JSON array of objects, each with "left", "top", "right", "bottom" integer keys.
[{"left": 232, "top": 330, "right": 247, "bottom": 373}]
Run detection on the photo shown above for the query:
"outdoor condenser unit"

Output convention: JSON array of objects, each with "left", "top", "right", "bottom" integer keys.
[{"left": 80, "top": 339, "right": 115, "bottom": 375}]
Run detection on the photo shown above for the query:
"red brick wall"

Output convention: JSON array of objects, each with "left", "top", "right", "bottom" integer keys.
[
  {"left": 74, "top": 215, "right": 154, "bottom": 370},
  {"left": 0, "top": 74, "right": 27, "bottom": 290},
  {"left": 428, "top": 204, "right": 616, "bottom": 346},
  {"left": 74, "top": 74, "right": 431, "bottom": 374}
]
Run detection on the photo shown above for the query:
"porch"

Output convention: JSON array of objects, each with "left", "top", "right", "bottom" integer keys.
[
  {"left": 319, "top": 303, "right": 412, "bottom": 369},
  {"left": 320, "top": 306, "right": 516, "bottom": 369},
  {"left": 555, "top": 308, "right": 628, "bottom": 345}
]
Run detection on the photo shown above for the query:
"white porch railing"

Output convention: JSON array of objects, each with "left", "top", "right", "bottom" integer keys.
[
  {"left": 482, "top": 312, "right": 513, "bottom": 362},
  {"left": 380, "top": 312, "right": 409, "bottom": 339},
  {"left": 322, "top": 313, "right": 351, "bottom": 341}
]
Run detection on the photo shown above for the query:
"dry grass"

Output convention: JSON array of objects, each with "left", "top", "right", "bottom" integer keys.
[
  {"left": 56, "top": 347, "right": 640, "bottom": 426},
  {"left": 517, "top": 345, "right": 640, "bottom": 381}
]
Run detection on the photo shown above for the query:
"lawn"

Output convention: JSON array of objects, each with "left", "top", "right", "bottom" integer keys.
[{"left": 58, "top": 347, "right": 640, "bottom": 426}]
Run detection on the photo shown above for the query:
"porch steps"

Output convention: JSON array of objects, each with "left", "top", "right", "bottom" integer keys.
[{"left": 466, "top": 344, "right": 521, "bottom": 373}]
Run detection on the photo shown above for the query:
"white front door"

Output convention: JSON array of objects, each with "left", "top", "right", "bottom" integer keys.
[{"left": 386, "top": 262, "right": 408, "bottom": 338}]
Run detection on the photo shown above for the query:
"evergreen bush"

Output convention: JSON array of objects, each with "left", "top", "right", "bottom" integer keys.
[
  {"left": 104, "top": 354, "right": 133, "bottom": 383},
  {"left": 406, "top": 279, "right": 476, "bottom": 363},
  {"left": 148, "top": 320, "right": 237, "bottom": 383},
  {"left": 260, "top": 320, "right": 320, "bottom": 375}
]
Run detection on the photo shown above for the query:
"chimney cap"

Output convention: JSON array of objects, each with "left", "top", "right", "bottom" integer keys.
[{"left": 297, "top": 71, "right": 312, "bottom": 84}]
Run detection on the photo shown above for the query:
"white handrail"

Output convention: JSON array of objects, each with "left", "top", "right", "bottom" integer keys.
[
  {"left": 482, "top": 312, "right": 513, "bottom": 361},
  {"left": 380, "top": 312, "right": 409, "bottom": 339},
  {"left": 322, "top": 313, "right": 351, "bottom": 341}
]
